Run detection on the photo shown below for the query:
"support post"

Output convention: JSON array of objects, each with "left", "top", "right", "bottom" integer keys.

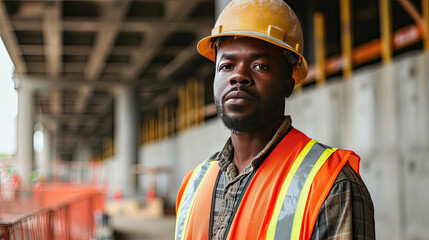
[
  {"left": 40, "top": 128, "right": 52, "bottom": 180},
  {"left": 423, "top": 0, "right": 429, "bottom": 51},
  {"left": 314, "top": 12, "right": 326, "bottom": 86},
  {"left": 340, "top": 0, "right": 353, "bottom": 78},
  {"left": 379, "top": 0, "right": 393, "bottom": 63},
  {"left": 16, "top": 78, "right": 35, "bottom": 190},
  {"left": 114, "top": 85, "right": 139, "bottom": 196}
]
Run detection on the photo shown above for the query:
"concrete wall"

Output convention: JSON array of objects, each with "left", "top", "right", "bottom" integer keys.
[
  {"left": 105, "top": 51, "right": 429, "bottom": 239},
  {"left": 289, "top": 51, "right": 429, "bottom": 240}
]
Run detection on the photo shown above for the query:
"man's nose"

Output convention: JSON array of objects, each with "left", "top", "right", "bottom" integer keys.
[{"left": 229, "top": 64, "right": 253, "bottom": 86}]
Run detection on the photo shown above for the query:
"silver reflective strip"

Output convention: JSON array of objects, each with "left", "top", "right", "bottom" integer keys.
[
  {"left": 274, "top": 142, "right": 327, "bottom": 240},
  {"left": 176, "top": 160, "right": 213, "bottom": 240}
]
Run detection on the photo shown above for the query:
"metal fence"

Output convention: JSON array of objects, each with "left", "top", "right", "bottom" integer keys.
[{"left": 0, "top": 184, "right": 105, "bottom": 240}]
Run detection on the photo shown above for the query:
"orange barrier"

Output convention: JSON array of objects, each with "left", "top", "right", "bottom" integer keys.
[
  {"left": 304, "top": 23, "right": 424, "bottom": 84},
  {"left": 0, "top": 183, "right": 106, "bottom": 240}
]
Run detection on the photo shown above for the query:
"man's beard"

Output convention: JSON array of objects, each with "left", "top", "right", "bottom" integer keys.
[{"left": 214, "top": 98, "right": 260, "bottom": 133}]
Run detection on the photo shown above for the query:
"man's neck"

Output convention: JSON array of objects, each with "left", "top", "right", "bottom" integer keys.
[{"left": 230, "top": 117, "right": 285, "bottom": 173}]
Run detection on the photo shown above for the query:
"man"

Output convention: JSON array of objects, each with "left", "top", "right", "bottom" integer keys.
[{"left": 175, "top": 0, "right": 375, "bottom": 239}]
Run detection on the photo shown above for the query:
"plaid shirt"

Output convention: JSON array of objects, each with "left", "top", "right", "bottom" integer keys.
[{"left": 211, "top": 116, "right": 375, "bottom": 240}]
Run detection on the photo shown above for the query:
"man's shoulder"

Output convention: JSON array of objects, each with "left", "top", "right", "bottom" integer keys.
[
  {"left": 330, "top": 164, "right": 373, "bottom": 205},
  {"left": 313, "top": 164, "right": 375, "bottom": 240},
  {"left": 335, "top": 164, "right": 363, "bottom": 185}
]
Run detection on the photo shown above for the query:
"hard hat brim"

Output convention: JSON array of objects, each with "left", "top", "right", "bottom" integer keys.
[{"left": 197, "top": 31, "right": 308, "bottom": 84}]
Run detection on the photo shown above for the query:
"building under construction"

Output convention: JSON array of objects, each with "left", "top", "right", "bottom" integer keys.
[{"left": 0, "top": 0, "right": 428, "bottom": 239}]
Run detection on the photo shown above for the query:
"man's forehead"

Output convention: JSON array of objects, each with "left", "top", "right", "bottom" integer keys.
[
  {"left": 216, "top": 37, "right": 284, "bottom": 61},
  {"left": 218, "top": 52, "right": 273, "bottom": 61},
  {"left": 218, "top": 37, "right": 271, "bottom": 49}
]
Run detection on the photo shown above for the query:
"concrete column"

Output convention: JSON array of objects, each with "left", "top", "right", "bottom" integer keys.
[
  {"left": 74, "top": 139, "right": 92, "bottom": 183},
  {"left": 51, "top": 130, "right": 60, "bottom": 181},
  {"left": 48, "top": 129, "right": 57, "bottom": 180},
  {"left": 15, "top": 78, "right": 35, "bottom": 189},
  {"left": 215, "top": 0, "right": 232, "bottom": 17},
  {"left": 37, "top": 119, "right": 58, "bottom": 181},
  {"left": 39, "top": 128, "right": 52, "bottom": 180},
  {"left": 114, "top": 85, "right": 139, "bottom": 196}
]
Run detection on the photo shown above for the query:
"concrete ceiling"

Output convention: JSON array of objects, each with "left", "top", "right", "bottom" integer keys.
[
  {"left": 0, "top": 0, "right": 421, "bottom": 160},
  {"left": 0, "top": 0, "right": 216, "bottom": 160}
]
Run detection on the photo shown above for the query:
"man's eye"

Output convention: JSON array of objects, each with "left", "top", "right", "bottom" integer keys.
[
  {"left": 254, "top": 64, "right": 270, "bottom": 70},
  {"left": 219, "top": 64, "right": 233, "bottom": 71}
]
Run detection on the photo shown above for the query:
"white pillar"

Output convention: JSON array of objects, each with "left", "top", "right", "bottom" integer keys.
[
  {"left": 39, "top": 128, "right": 52, "bottom": 180},
  {"left": 48, "top": 129, "right": 57, "bottom": 180},
  {"left": 74, "top": 139, "right": 92, "bottom": 183},
  {"left": 16, "top": 79, "right": 35, "bottom": 189},
  {"left": 37, "top": 119, "right": 58, "bottom": 181},
  {"left": 114, "top": 85, "right": 139, "bottom": 196},
  {"left": 51, "top": 130, "right": 59, "bottom": 181}
]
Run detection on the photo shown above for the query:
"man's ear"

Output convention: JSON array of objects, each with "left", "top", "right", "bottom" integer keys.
[{"left": 284, "top": 78, "right": 295, "bottom": 98}]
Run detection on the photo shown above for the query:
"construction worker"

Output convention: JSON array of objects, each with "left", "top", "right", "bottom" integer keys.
[{"left": 175, "top": 0, "right": 375, "bottom": 239}]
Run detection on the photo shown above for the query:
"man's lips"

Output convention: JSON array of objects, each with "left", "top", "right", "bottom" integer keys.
[{"left": 224, "top": 90, "right": 255, "bottom": 104}]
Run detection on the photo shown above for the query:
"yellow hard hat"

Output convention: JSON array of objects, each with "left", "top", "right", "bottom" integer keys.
[{"left": 197, "top": 0, "right": 308, "bottom": 84}]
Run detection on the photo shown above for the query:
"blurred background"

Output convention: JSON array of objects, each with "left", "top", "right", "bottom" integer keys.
[{"left": 0, "top": 0, "right": 428, "bottom": 239}]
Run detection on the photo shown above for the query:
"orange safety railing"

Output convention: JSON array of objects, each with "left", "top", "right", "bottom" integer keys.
[
  {"left": 305, "top": 23, "right": 425, "bottom": 84},
  {"left": 0, "top": 183, "right": 105, "bottom": 240}
]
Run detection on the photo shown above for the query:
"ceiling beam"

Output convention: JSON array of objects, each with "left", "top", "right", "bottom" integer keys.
[
  {"left": 63, "top": 46, "right": 91, "bottom": 55},
  {"left": 121, "top": 20, "right": 212, "bottom": 32},
  {"left": 11, "top": 18, "right": 212, "bottom": 32},
  {"left": 19, "top": 45, "right": 45, "bottom": 55},
  {"left": 74, "top": 1, "right": 130, "bottom": 120},
  {"left": 157, "top": 37, "right": 202, "bottom": 82},
  {"left": 0, "top": 0, "right": 27, "bottom": 72},
  {"left": 122, "top": 33, "right": 168, "bottom": 80},
  {"left": 58, "top": 134, "right": 107, "bottom": 146},
  {"left": 43, "top": 1, "right": 62, "bottom": 77},
  {"left": 63, "top": 62, "right": 87, "bottom": 73},
  {"left": 20, "top": 44, "right": 193, "bottom": 57},
  {"left": 98, "top": 94, "right": 114, "bottom": 113},
  {"left": 14, "top": 73, "right": 128, "bottom": 89},
  {"left": 59, "top": 132, "right": 112, "bottom": 140},
  {"left": 122, "top": 0, "right": 204, "bottom": 81},
  {"left": 20, "top": 45, "right": 94, "bottom": 56},
  {"left": 150, "top": 87, "right": 177, "bottom": 106},
  {"left": 38, "top": 113, "right": 109, "bottom": 122},
  {"left": 84, "top": 1, "right": 129, "bottom": 81},
  {"left": 42, "top": 1, "right": 63, "bottom": 116},
  {"left": 15, "top": 73, "right": 176, "bottom": 90},
  {"left": 50, "top": 91, "right": 62, "bottom": 115}
]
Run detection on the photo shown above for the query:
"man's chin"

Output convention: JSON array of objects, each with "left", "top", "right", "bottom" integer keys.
[
  {"left": 220, "top": 114, "right": 259, "bottom": 133},
  {"left": 215, "top": 99, "right": 259, "bottom": 132}
]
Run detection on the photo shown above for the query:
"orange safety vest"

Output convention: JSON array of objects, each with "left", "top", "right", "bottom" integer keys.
[{"left": 175, "top": 128, "right": 360, "bottom": 240}]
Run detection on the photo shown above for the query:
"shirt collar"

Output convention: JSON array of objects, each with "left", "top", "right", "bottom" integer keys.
[{"left": 217, "top": 116, "right": 292, "bottom": 171}]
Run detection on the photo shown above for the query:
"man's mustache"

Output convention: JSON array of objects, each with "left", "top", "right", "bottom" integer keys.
[{"left": 221, "top": 87, "right": 258, "bottom": 103}]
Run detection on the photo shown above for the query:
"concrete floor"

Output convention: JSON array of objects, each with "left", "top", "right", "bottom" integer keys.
[{"left": 110, "top": 216, "right": 176, "bottom": 240}]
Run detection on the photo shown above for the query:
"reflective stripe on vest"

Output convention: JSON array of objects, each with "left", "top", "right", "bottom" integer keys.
[
  {"left": 175, "top": 160, "right": 215, "bottom": 240},
  {"left": 266, "top": 139, "right": 338, "bottom": 240}
]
